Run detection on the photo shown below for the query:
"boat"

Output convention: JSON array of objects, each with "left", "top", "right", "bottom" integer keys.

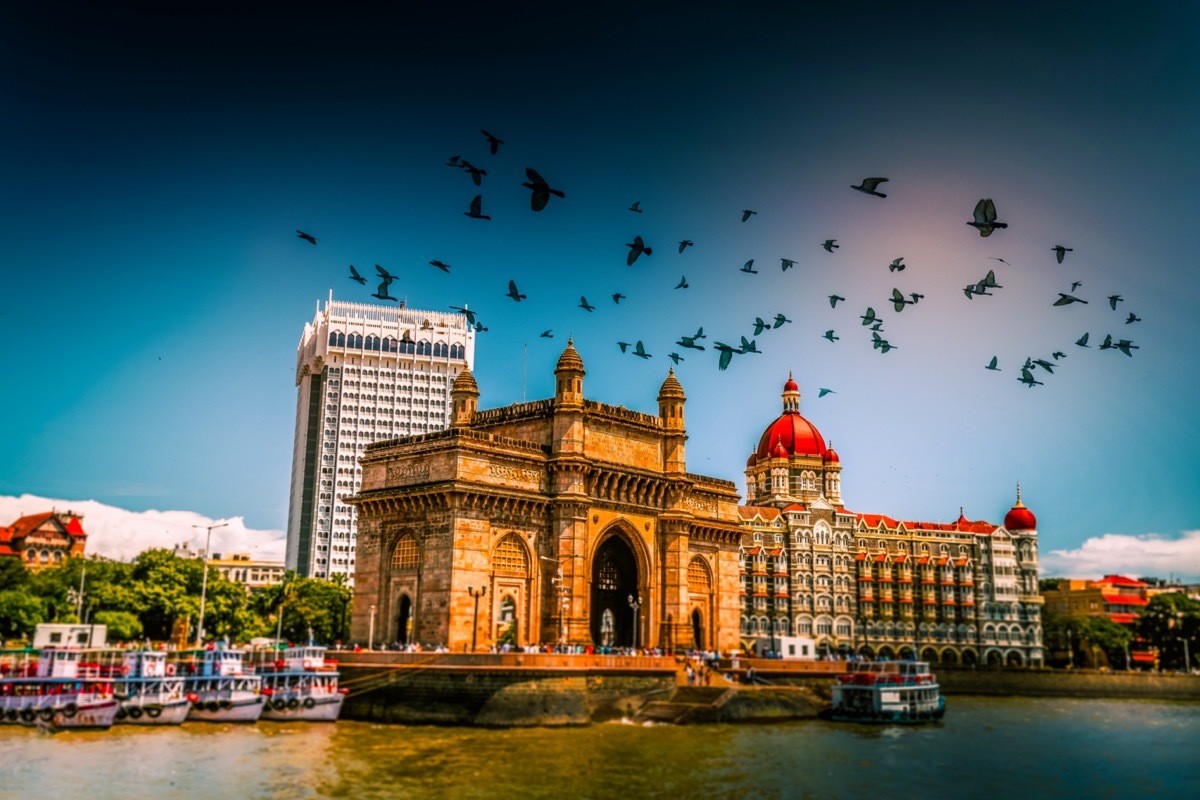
[
  {"left": 112, "top": 650, "right": 191, "bottom": 724},
  {"left": 0, "top": 647, "right": 121, "bottom": 729},
  {"left": 175, "top": 645, "right": 265, "bottom": 723},
  {"left": 254, "top": 645, "right": 346, "bottom": 722},
  {"left": 828, "top": 660, "right": 945, "bottom": 723}
]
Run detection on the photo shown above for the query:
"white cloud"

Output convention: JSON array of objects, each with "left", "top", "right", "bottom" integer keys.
[
  {"left": 1042, "top": 530, "right": 1200, "bottom": 584},
  {"left": 0, "top": 494, "right": 285, "bottom": 563}
]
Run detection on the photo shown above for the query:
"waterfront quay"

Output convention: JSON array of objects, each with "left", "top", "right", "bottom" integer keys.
[{"left": 332, "top": 650, "right": 1200, "bottom": 727}]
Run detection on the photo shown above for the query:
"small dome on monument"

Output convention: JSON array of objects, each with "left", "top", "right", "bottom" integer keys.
[
  {"left": 658, "top": 368, "right": 685, "bottom": 400},
  {"left": 1004, "top": 486, "right": 1037, "bottom": 531},
  {"left": 746, "top": 451, "right": 758, "bottom": 469},
  {"left": 755, "top": 375, "right": 827, "bottom": 460},
  {"left": 451, "top": 367, "right": 479, "bottom": 395},
  {"left": 555, "top": 338, "right": 585, "bottom": 373},
  {"left": 771, "top": 436, "right": 789, "bottom": 460}
]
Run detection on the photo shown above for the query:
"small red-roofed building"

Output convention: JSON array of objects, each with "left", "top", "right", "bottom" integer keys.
[
  {"left": 737, "top": 375, "right": 1044, "bottom": 667},
  {"left": 2, "top": 510, "right": 88, "bottom": 570}
]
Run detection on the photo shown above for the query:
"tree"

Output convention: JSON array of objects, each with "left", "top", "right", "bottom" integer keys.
[
  {"left": 1138, "top": 593, "right": 1200, "bottom": 671},
  {"left": 0, "top": 589, "right": 45, "bottom": 641},
  {"left": 93, "top": 610, "right": 143, "bottom": 642}
]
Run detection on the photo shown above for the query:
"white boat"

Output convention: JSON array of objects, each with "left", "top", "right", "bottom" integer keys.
[
  {"left": 176, "top": 646, "right": 264, "bottom": 723},
  {"left": 828, "top": 660, "right": 945, "bottom": 724},
  {"left": 254, "top": 645, "right": 345, "bottom": 722},
  {"left": 0, "top": 647, "right": 120, "bottom": 729},
  {"left": 113, "top": 650, "right": 191, "bottom": 725}
]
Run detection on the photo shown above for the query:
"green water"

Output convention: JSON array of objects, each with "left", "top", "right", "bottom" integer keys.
[{"left": 2, "top": 697, "right": 1197, "bottom": 799}]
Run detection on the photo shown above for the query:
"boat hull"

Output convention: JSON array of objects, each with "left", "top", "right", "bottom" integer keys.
[
  {"left": 116, "top": 697, "right": 192, "bottom": 725},
  {"left": 261, "top": 694, "right": 344, "bottom": 722},
  {"left": 185, "top": 694, "right": 265, "bottom": 723},
  {"left": 0, "top": 698, "right": 121, "bottom": 729}
]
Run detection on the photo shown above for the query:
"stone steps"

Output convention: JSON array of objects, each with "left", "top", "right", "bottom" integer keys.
[{"left": 630, "top": 686, "right": 733, "bottom": 724}]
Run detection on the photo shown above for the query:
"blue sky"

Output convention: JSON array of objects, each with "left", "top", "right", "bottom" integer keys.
[{"left": 3, "top": 3, "right": 1199, "bottom": 580}]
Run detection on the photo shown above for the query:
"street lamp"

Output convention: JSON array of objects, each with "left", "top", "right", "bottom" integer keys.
[
  {"left": 469, "top": 585, "right": 487, "bottom": 652},
  {"left": 192, "top": 521, "right": 229, "bottom": 646},
  {"left": 368, "top": 604, "right": 377, "bottom": 650},
  {"left": 627, "top": 594, "right": 642, "bottom": 652},
  {"left": 540, "top": 555, "right": 583, "bottom": 649}
]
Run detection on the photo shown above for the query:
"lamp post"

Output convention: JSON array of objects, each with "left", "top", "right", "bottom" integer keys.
[
  {"left": 368, "top": 604, "right": 377, "bottom": 651},
  {"left": 1176, "top": 611, "right": 1191, "bottom": 673},
  {"left": 1066, "top": 627, "right": 1074, "bottom": 669},
  {"left": 469, "top": 585, "right": 486, "bottom": 652},
  {"left": 540, "top": 555, "right": 583, "bottom": 648},
  {"left": 627, "top": 594, "right": 642, "bottom": 652},
  {"left": 192, "top": 521, "right": 229, "bottom": 646}
]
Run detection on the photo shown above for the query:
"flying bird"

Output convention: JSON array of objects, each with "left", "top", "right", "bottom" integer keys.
[
  {"left": 1114, "top": 339, "right": 1139, "bottom": 357},
  {"left": 829, "top": 294, "right": 845, "bottom": 308},
  {"left": 1125, "top": 312, "right": 1140, "bottom": 324},
  {"left": 475, "top": 322, "right": 488, "bottom": 333},
  {"left": 989, "top": 257, "right": 1012, "bottom": 266},
  {"left": 481, "top": 129, "right": 504, "bottom": 154},
  {"left": 629, "top": 201, "right": 643, "bottom": 213},
  {"left": 1018, "top": 368, "right": 1043, "bottom": 388},
  {"left": 753, "top": 317, "right": 769, "bottom": 336},
  {"left": 888, "top": 257, "right": 905, "bottom": 272},
  {"left": 872, "top": 332, "right": 897, "bottom": 353},
  {"left": 851, "top": 177, "right": 888, "bottom": 197},
  {"left": 773, "top": 314, "right": 791, "bottom": 328},
  {"left": 740, "top": 260, "right": 758, "bottom": 274},
  {"left": 781, "top": 258, "right": 797, "bottom": 271},
  {"left": 818, "top": 388, "right": 837, "bottom": 397},
  {"left": 540, "top": 330, "right": 554, "bottom": 338},
  {"left": 985, "top": 356, "right": 1001, "bottom": 371},
  {"left": 739, "top": 337, "right": 760, "bottom": 354},
  {"left": 618, "top": 341, "right": 631, "bottom": 352},
  {"left": 675, "top": 276, "right": 689, "bottom": 289},
  {"left": 449, "top": 306, "right": 478, "bottom": 326},
  {"left": 429, "top": 260, "right": 451, "bottom": 273},
  {"left": 372, "top": 280, "right": 397, "bottom": 302},
  {"left": 870, "top": 320, "right": 884, "bottom": 332},
  {"left": 1075, "top": 332, "right": 1090, "bottom": 347},
  {"left": 348, "top": 265, "right": 367, "bottom": 285},
  {"left": 741, "top": 209, "right": 758, "bottom": 222},
  {"left": 983, "top": 269, "right": 1003, "bottom": 289},
  {"left": 890, "top": 288, "right": 914, "bottom": 312},
  {"left": 626, "top": 235, "right": 652, "bottom": 265},
  {"left": 909, "top": 292, "right": 925, "bottom": 304},
  {"left": 1052, "top": 351, "right": 1066, "bottom": 360},
  {"left": 1053, "top": 293, "right": 1088, "bottom": 306},
  {"left": 375, "top": 264, "right": 399, "bottom": 284},
  {"left": 445, "top": 155, "right": 462, "bottom": 167},
  {"left": 296, "top": 230, "right": 317, "bottom": 245},
  {"left": 860, "top": 307, "right": 878, "bottom": 326},
  {"left": 713, "top": 341, "right": 738, "bottom": 371},
  {"left": 967, "top": 198, "right": 1008, "bottom": 237},
  {"left": 677, "top": 334, "right": 705, "bottom": 350},
  {"left": 1052, "top": 245, "right": 1073, "bottom": 263},
  {"left": 1100, "top": 334, "right": 1113, "bottom": 350},
  {"left": 1108, "top": 295, "right": 1123, "bottom": 310},
  {"left": 823, "top": 330, "right": 839, "bottom": 342},
  {"left": 612, "top": 293, "right": 626, "bottom": 304},
  {"left": 822, "top": 239, "right": 839, "bottom": 253},
  {"left": 1031, "top": 358, "right": 1056, "bottom": 373},
  {"left": 522, "top": 167, "right": 566, "bottom": 212},
  {"left": 678, "top": 240, "right": 694, "bottom": 253},
  {"left": 460, "top": 159, "right": 487, "bottom": 186},
  {"left": 669, "top": 352, "right": 684, "bottom": 365},
  {"left": 1071, "top": 281, "right": 1083, "bottom": 291},
  {"left": 506, "top": 279, "right": 526, "bottom": 302},
  {"left": 464, "top": 194, "right": 491, "bottom": 220},
  {"left": 579, "top": 296, "right": 596, "bottom": 312},
  {"left": 632, "top": 341, "right": 652, "bottom": 359}
]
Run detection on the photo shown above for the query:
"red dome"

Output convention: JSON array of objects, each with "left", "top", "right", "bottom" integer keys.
[
  {"left": 771, "top": 437, "right": 789, "bottom": 459},
  {"left": 825, "top": 448, "right": 840, "bottom": 464},
  {"left": 1005, "top": 503, "right": 1037, "bottom": 531},
  {"left": 746, "top": 452, "right": 758, "bottom": 469},
  {"left": 784, "top": 376, "right": 799, "bottom": 392},
  {"left": 756, "top": 411, "right": 827, "bottom": 460}
]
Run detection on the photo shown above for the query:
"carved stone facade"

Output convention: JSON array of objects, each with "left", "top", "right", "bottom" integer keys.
[{"left": 347, "top": 341, "right": 743, "bottom": 652}]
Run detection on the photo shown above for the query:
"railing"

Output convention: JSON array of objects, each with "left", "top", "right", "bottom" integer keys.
[{"left": 330, "top": 651, "right": 678, "bottom": 671}]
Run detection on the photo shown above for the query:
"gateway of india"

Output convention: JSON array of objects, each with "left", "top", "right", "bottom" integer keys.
[{"left": 349, "top": 341, "right": 1043, "bottom": 666}]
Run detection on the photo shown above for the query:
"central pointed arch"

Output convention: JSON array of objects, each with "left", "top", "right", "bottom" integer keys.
[{"left": 591, "top": 534, "right": 640, "bottom": 647}]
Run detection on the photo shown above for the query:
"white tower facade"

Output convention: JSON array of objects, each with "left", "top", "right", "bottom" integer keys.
[{"left": 286, "top": 294, "right": 476, "bottom": 582}]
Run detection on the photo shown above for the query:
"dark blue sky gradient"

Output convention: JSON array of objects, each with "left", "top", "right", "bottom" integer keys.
[{"left": 3, "top": 2, "right": 1199, "bottom": 574}]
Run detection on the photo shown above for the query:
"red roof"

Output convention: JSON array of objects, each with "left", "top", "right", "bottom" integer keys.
[
  {"left": 744, "top": 545, "right": 762, "bottom": 555},
  {"left": 824, "top": 448, "right": 840, "bottom": 464},
  {"left": 857, "top": 513, "right": 900, "bottom": 529},
  {"left": 1102, "top": 594, "right": 1148, "bottom": 606},
  {"left": 1101, "top": 575, "right": 1148, "bottom": 587},
  {"left": 738, "top": 506, "right": 781, "bottom": 522},
  {"left": 782, "top": 503, "right": 807, "bottom": 513},
  {"left": 1110, "top": 613, "right": 1138, "bottom": 625},
  {"left": 65, "top": 517, "right": 86, "bottom": 538},
  {"left": 756, "top": 411, "right": 827, "bottom": 460},
  {"left": 1004, "top": 503, "right": 1036, "bottom": 531}
]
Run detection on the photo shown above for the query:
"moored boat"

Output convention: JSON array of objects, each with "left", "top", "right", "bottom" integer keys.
[
  {"left": 0, "top": 647, "right": 120, "bottom": 729},
  {"left": 828, "top": 660, "right": 945, "bottom": 724},
  {"left": 112, "top": 650, "right": 191, "bottom": 724},
  {"left": 176, "top": 645, "right": 264, "bottom": 723},
  {"left": 254, "top": 645, "right": 346, "bottom": 722}
]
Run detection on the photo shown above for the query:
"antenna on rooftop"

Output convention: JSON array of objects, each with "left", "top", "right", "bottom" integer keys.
[{"left": 522, "top": 342, "right": 527, "bottom": 403}]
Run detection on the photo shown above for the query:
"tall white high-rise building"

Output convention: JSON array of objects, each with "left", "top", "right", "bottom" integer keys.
[{"left": 286, "top": 293, "right": 475, "bottom": 582}]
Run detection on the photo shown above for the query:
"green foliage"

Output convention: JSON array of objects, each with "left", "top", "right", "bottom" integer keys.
[
  {"left": 0, "top": 589, "right": 45, "bottom": 640},
  {"left": 252, "top": 571, "right": 352, "bottom": 646},
  {"left": 1138, "top": 593, "right": 1200, "bottom": 670},
  {"left": 93, "top": 610, "right": 143, "bottom": 641}
]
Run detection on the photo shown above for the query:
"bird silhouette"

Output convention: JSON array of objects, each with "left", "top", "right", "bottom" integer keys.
[
  {"left": 464, "top": 194, "right": 491, "bottom": 220},
  {"left": 739, "top": 337, "right": 760, "bottom": 354},
  {"left": 963, "top": 284, "right": 979, "bottom": 299},
  {"left": 1075, "top": 332, "right": 1090, "bottom": 347},
  {"left": 626, "top": 235, "right": 652, "bottom": 265},
  {"left": 506, "top": 279, "right": 526, "bottom": 302},
  {"left": 822, "top": 239, "right": 839, "bottom": 253},
  {"left": 540, "top": 330, "right": 554, "bottom": 338},
  {"left": 909, "top": 292, "right": 925, "bottom": 304},
  {"left": 675, "top": 276, "right": 689, "bottom": 289},
  {"left": 668, "top": 352, "right": 684, "bottom": 364},
  {"left": 1018, "top": 368, "right": 1043, "bottom": 387},
  {"left": 753, "top": 317, "right": 769, "bottom": 336},
  {"left": 1114, "top": 339, "right": 1139, "bottom": 357},
  {"left": 475, "top": 322, "right": 488, "bottom": 333},
  {"left": 692, "top": 326, "right": 707, "bottom": 340},
  {"left": 829, "top": 294, "right": 845, "bottom": 308},
  {"left": 740, "top": 260, "right": 758, "bottom": 274},
  {"left": 713, "top": 342, "right": 738, "bottom": 371},
  {"left": 983, "top": 269, "right": 1003, "bottom": 289},
  {"left": 851, "top": 177, "right": 888, "bottom": 198},
  {"left": 449, "top": 306, "right": 478, "bottom": 327},
  {"left": 780, "top": 258, "right": 797, "bottom": 272},
  {"left": 618, "top": 341, "right": 631, "bottom": 352},
  {"left": 676, "top": 334, "right": 705, "bottom": 350},
  {"left": 632, "top": 341, "right": 651, "bottom": 359},
  {"left": 773, "top": 313, "right": 792, "bottom": 328},
  {"left": 888, "top": 257, "right": 905, "bottom": 272},
  {"left": 430, "top": 260, "right": 451, "bottom": 273},
  {"left": 579, "top": 296, "right": 596, "bottom": 312},
  {"left": 860, "top": 307, "right": 878, "bottom": 326},
  {"left": 1054, "top": 293, "right": 1088, "bottom": 306},
  {"left": 296, "top": 230, "right": 317, "bottom": 245},
  {"left": 1108, "top": 295, "right": 1123, "bottom": 310},
  {"left": 1052, "top": 351, "right": 1066, "bottom": 360},
  {"left": 372, "top": 280, "right": 397, "bottom": 302},
  {"left": 989, "top": 257, "right": 1012, "bottom": 266},
  {"left": 968, "top": 198, "right": 1008, "bottom": 236},
  {"left": 985, "top": 356, "right": 1001, "bottom": 371},
  {"left": 1125, "top": 312, "right": 1140, "bottom": 324},
  {"left": 870, "top": 321, "right": 884, "bottom": 332},
  {"left": 678, "top": 240, "right": 694, "bottom": 253},
  {"left": 1100, "top": 334, "right": 1113, "bottom": 350},
  {"left": 348, "top": 265, "right": 367, "bottom": 285},
  {"left": 460, "top": 159, "right": 487, "bottom": 186},
  {"left": 1052, "top": 245, "right": 1073, "bottom": 263},
  {"left": 522, "top": 167, "right": 566, "bottom": 212},
  {"left": 481, "top": 129, "right": 504, "bottom": 154},
  {"left": 375, "top": 264, "right": 399, "bottom": 284},
  {"left": 612, "top": 293, "right": 626, "bottom": 304},
  {"left": 1031, "top": 358, "right": 1056, "bottom": 373},
  {"left": 823, "top": 330, "right": 839, "bottom": 342},
  {"left": 890, "top": 288, "right": 915, "bottom": 312},
  {"left": 445, "top": 155, "right": 462, "bottom": 167},
  {"left": 818, "top": 388, "right": 837, "bottom": 397},
  {"left": 629, "top": 201, "right": 643, "bottom": 213},
  {"left": 871, "top": 332, "right": 897, "bottom": 353},
  {"left": 1071, "top": 281, "right": 1083, "bottom": 291},
  {"left": 741, "top": 209, "right": 758, "bottom": 222}
]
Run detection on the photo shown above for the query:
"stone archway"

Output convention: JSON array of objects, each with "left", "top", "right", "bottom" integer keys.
[
  {"left": 591, "top": 535, "right": 640, "bottom": 647},
  {"left": 691, "top": 609, "right": 705, "bottom": 650},
  {"left": 396, "top": 594, "right": 413, "bottom": 645},
  {"left": 961, "top": 648, "right": 978, "bottom": 666},
  {"left": 941, "top": 648, "right": 959, "bottom": 665},
  {"left": 921, "top": 647, "right": 939, "bottom": 663}
]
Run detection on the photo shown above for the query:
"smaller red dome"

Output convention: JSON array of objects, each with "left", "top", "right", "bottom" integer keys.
[
  {"left": 784, "top": 376, "right": 799, "bottom": 392},
  {"left": 825, "top": 449, "right": 840, "bottom": 464},
  {"left": 1005, "top": 503, "right": 1037, "bottom": 531},
  {"left": 746, "top": 452, "right": 758, "bottom": 468},
  {"left": 771, "top": 437, "right": 789, "bottom": 460}
]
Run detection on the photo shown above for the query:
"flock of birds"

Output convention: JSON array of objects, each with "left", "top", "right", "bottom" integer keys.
[{"left": 294, "top": 129, "right": 1143, "bottom": 394}]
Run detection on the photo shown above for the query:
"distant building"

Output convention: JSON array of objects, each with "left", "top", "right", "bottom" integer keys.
[
  {"left": 285, "top": 293, "right": 475, "bottom": 584},
  {"left": 1042, "top": 575, "right": 1155, "bottom": 667},
  {"left": 33, "top": 623, "right": 107, "bottom": 648},
  {"left": 738, "top": 376, "right": 1044, "bottom": 667},
  {"left": 209, "top": 553, "right": 285, "bottom": 591},
  {"left": 0, "top": 510, "right": 87, "bottom": 570}
]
